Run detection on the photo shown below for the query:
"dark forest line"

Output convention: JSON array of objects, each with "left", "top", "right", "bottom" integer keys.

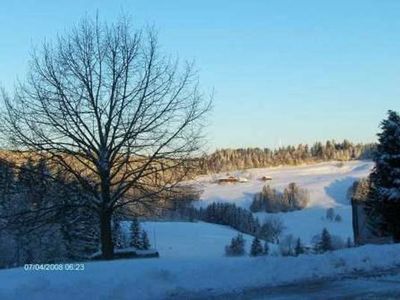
[{"left": 200, "top": 140, "right": 376, "bottom": 174}]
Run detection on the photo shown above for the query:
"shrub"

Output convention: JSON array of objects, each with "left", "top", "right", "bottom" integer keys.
[
  {"left": 250, "top": 237, "right": 264, "bottom": 256},
  {"left": 225, "top": 234, "right": 246, "bottom": 256},
  {"left": 279, "top": 234, "right": 296, "bottom": 256},
  {"left": 326, "top": 208, "right": 335, "bottom": 221},
  {"left": 258, "top": 216, "right": 285, "bottom": 243},
  {"left": 313, "top": 228, "right": 333, "bottom": 253},
  {"left": 334, "top": 214, "right": 342, "bottom": 222},
  {"left": 295, "top": 238, "right": 304, "bottom": 256},
  {"left": 250, "top": 183, "right": 309, "bottom": 213}
]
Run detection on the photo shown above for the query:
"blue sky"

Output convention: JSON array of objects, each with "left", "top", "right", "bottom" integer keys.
[{"left": 1, "top": 0, "right": 400, "bottom": 150}]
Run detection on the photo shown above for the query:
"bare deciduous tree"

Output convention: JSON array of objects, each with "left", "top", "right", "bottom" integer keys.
[{"left": 1, "top": 16, "right": 211, "bottom": 259}]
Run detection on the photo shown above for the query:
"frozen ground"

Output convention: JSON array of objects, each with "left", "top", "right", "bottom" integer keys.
[
  {"left": 1, "top": 242, "right": 400, "bottom": 300},
  {"left": 194, "top": 160, "right": 374, "bottom": 243},
  {"left": 2, "top": 160, "right": 395, "bottom": 300}
]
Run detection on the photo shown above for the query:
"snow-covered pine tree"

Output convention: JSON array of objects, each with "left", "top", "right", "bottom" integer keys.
[
  {"left": 112, "top": 220, "right": 125, "bottom": 249},
  {"left": 250, "top": 236, "right": 264, "bottom": 256},
  {"left": 368, "top": 110, "right": 400, "bottom": 241},
  {"left": 295, "top": 237, "right": 304, "bottom": 256},
  {"left": 315, "top": 228, "right": 333, "bottom": 253},
  {"left": 130, "top": 218, "right": 142, "bottom": 249},
  {"left": 141, "top": 230, "right": 151, "bottom": 250},
  {"left": 225, "top": 234, "right": 245, "bottom": 256}
]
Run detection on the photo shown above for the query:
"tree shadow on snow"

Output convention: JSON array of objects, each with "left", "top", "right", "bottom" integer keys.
[{"left": 324, "top": 177, "right": 357, "bottom": 205}]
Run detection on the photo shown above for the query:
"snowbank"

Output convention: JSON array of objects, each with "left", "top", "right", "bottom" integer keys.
[{"left": 1, "top": 243, "right": 399, "bottom": 300}]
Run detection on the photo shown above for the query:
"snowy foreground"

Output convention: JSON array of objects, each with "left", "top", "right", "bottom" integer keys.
[
  {"left": 3, "top": 160, "right": 398, "bottom": 300},
  {"left": 1, "top": 241, "right": 400, "bottom": 299}
]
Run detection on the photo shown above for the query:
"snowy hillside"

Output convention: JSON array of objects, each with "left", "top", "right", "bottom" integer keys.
[
  {"left": 1, "top": 242, "right": 400, "bottom": 300},
  {"left": 0, "top": 160, "right": 385, "bottom": 300},
  {"left": 138, "top": 221, "right": 255, "bottom": 258},
  {"left": 194, "top": 160, "right": 374, "bottom": 243}
]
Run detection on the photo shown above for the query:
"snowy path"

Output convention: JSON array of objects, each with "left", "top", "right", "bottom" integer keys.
[{"left": 172, "top": 268, "right": 400, "bottom": 300}]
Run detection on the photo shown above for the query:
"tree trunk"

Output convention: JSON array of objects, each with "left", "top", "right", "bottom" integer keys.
[{"left": 100, "top": 210, "right": 114, "bottom": 259}]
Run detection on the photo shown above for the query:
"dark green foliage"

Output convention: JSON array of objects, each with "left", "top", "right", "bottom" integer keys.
[
  {"left": 130, "top": 218, "right": 142, "bottom": 249},
  {"left": 0, "top": 158, "right": 99, "bottom": 267},
  {"left": 250, "top": 237, "right": 264, "bottom": 256},
  {"left": 112, "top": 220, "right": 125, "bottom": 249},
  {"left": 314, "top": 228, "right": 333, "bottom": 253},
  {"left": 199, "top": 202, "right": 260, "bottom": 236},
  {"left": 295, "top": 238, "right": 304, "bottom": 256},
  {"left": 225, "top": 234, "right": 245, "bottom": 256},
  {"left": 367, "top": 110, "right": 400, "bottom": 241},
  {"left": 263, "top": 241, "right": 269, "bottom": 255},
  {"left": 326, "top": 208, "right": 335, "bottom": 221},
  {"left": 141, "top": 230, "right": 151, "bottom": 250}
]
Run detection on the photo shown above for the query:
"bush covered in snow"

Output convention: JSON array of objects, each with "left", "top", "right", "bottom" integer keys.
[
  {"left": 312, "top": 228, "right": 347, "bottom": 253},
  {"left": 225, "top": 234, "right": 246, "bottom": 256},
  {"left": 279, "top": 234, "right": 297, "bottom": 256}
]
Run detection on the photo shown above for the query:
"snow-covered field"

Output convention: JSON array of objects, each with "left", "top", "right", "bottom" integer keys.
[
  {"left": 3, "top": 160, "right": 396, "bottom": 300},
  {"left": 1, "top": 242, "right": 400, "bottom": 300},
  {"left": 195, "top": 160, "right": 374, "bottom": 243}
]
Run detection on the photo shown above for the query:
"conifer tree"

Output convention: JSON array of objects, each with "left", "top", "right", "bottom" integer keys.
[
  {"left": 263, "top": 241, "right": 269, "bottom": 255},
  {"left": 250, "top": 236, "right": 264, "bottom": 256},
  {"left": 130, "top": 218, "right": 142, "bottom": 249},
  {"left": 141, "top": 230, "right": 151, "bottom": 250},
  {"left": 225, "top": 234, "right": 245, "bottom": 256},
  {"left": 368, "top": 110, "right": 400, "bottom": 241},
  {"left": 112, "top": 220, "right": 125, "bottom": 249},
  {"left": 315, "top": 228, "right": 333, "bottom": 253},
  {"left": 295, "top": 238, "right": 304, "bottom": 256}
]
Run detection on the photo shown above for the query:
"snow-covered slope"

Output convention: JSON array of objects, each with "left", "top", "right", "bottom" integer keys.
[
  {"left": 140, "top": 221, "right": 255, "bottom": 258},
  {"left": 1, "top": 243, "right": 400, "bottom": 300},
  {"left": 195, "top": 160, "right": 374, "bottom": 242},
  {"left": 0, "top": 161, "right": 381, "bottom": 300}
]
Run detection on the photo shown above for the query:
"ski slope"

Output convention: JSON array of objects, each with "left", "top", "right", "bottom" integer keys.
[{"left": 194, "top": 160, "right": 374, "bottom": 242}]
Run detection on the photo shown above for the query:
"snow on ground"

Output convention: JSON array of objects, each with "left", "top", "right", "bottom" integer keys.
[
  {"left": 194, "top": 160, "right": 374, "bottom": 243},
  {"left": 1, "top": 243, "right": 400, "bottom": 300},
  {"left": 0, "top": 160, "right": 385, "bottom": 299},
  {"left": 140, "top": 221, "right": 254, "bottom": 258}
]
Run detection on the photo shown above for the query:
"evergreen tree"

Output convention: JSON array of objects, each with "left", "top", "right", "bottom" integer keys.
[
  {"left": 130, "top": 218, "right": 142, "bottom": 249},
  {"left": 250, "top": 237, "right": 264, "bottom": 256},
  {"left": 225, "top": 234, "right": 245, "bottom": 256},
  {"left": 295, "top": 238, "right": 304, "bottom": 256},
  {"left": 334, "top": 214, "right": 342, "bottom": 222},
  {"left": 368, "top": 110, "right": 400, "bottom": 241},
  {"left": 141, "top": 230, "right": 151, "bottom": 250},
  {"left": 315, "top": 228, "right": 333, "bottom": 253},
  {"left": 112, "top": 220, "right": 125, "bottom": 249},
  {"left": 263, "top": 241, "right": 269, "bottom": 255},
  {"left": 326, "top": 208, "right": 335, "bottom": 221}
]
